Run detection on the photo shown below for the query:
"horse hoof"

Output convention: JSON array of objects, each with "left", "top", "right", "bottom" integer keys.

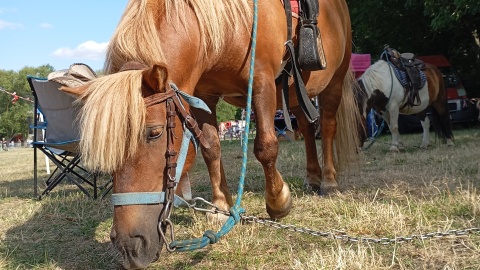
[
  {"left": 266, "top": 183, "right": 292, "bottom": 219},
  {"left": 304, "top": 183, "right": 321, "bottom": 194},
  {"left": 389, "top": 146, "right": 400, "bottom": 152},
  {"left": 319, "top": 185, "right": 339, "bottom": 196},
  {"left": 206, "top": 212, "right": 230, "bottom": 224}
]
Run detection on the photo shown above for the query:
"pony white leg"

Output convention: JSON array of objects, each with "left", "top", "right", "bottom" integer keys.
[
  {"left": 420, "top": 117, "right": 430, "bottom": 149},
  {"left": 477, "top": 100, "right": 480, "bottom": 122},
  {"left": 386, "top": 110, "right": 401, "bottom": 152},
  {"left": 446, "top": 138, "right": 454, "bottom": 147}
]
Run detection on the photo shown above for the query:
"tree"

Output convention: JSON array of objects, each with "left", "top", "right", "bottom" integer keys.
[
  {"left": 420, "top": 0, "right": 480, "bottom": 96},
  {"left": 216, "top": 99, "right": 238, "bottom": 122},
  {"left": 421, "top": 0, "right": 480, "bottom": 31},
  {"left": 347, "top": 0, "right": 480, "bottom": 97},
  {"left": 0, "top": 65, "right": 54, "bottom": 139}
]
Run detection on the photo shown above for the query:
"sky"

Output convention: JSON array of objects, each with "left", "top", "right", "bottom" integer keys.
[{"left": 0, "top": 1, "right": 130, "bottom": 72}]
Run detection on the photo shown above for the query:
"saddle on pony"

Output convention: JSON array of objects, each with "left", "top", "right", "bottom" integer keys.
[{"left": 381, "top": 47, "right": 426, "bottom": 108}]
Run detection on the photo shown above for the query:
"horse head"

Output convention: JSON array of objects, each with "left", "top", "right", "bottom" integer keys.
[
  {"left": 355, "top": 79, "right": 369, "bottom": 146},
  {"left": 61, "top": 62, "right": 201, "bottom": 269}
]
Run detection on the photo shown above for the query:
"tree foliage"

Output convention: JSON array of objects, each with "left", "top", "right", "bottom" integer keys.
[
  {"left": 0, "top": 65, "right": 54, "bottom": 140},
  {"left": 421, "top": 0, "right": 480, "bottom": 30},
  {"left": 216, "top": 99, "right": 238, "bottom": 122},
  {"left": 347, "top": 0, "right": 480, "bottom": 97}
]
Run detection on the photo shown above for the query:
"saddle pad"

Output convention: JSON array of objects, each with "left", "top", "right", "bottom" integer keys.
[{"left": 389, "top": 63, "right": 427, "bottom": 90}]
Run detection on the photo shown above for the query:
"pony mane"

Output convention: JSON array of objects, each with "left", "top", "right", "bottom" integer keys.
[
  {"left": 104, "top": 0, "right": 252, "bottom": 73},
  {"left": 78, "top": 70, "right": 146, "bottom": 173},
  {"left": 360, "top": 60, "right": 393, "bottom": 94}
]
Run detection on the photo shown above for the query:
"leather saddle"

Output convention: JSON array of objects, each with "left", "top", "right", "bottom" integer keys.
[{"left": 381, "top": 47, "right": 426, "bottom": 108}]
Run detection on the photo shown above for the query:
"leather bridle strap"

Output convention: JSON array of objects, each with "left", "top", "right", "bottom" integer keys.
[
  {"left": 111, "top": 83, "right": 210, "bottom": 207},
  {"left": 144, "top": 89, "right": 176, "bottom": 107}
]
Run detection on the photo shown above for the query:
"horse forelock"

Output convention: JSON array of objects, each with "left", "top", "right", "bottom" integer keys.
[
  {"left": 79, "top": 71, "right": 146, "bottom": 173},
  {"left": 105, "top": 0, "right": 251, "bottom": 74}
]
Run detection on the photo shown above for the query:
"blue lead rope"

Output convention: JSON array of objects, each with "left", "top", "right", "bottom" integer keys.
[{"left": 169, "top": 0, "right": 258, "bottom": 252}]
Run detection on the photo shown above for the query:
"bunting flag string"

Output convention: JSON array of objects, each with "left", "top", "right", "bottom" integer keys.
[{"left": 0, "top": 87, "right": 33, "bottom": 104}]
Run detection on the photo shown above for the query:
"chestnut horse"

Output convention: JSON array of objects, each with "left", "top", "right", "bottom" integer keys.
[
  {"left": 62, "top": 0, "right": 361, "bottom": 268},
  {"left": 358, "top": 59, "right": 454, "bottom": 151}
]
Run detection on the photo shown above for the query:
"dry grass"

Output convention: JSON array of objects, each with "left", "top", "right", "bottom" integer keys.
[{"left": 0, "top": 126, "right": 479, "bottom": 269}]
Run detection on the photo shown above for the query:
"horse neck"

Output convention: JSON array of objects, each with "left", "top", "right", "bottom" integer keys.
[{"left": 362, "top": 60, "right": 394, "bottom": 98}]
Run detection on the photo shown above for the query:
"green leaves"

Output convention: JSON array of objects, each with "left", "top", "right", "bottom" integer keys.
[
  {"left": 0, "top": 65, "right": 54, "bottom": 139},
  {"left": 347, "top": 0, "right": 480, "bottom": 97}
]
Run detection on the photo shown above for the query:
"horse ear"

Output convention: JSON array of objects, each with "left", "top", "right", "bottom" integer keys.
[
  {"left": 142, "top": 64, "right": 169, "bottom": 92},
  {"left": 59, "top": 83, "right": 90, "bottom": 97}
]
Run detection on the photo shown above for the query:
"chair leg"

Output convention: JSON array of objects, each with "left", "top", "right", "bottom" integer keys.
[
  {"left": 36, "top": 148, "right": 105, "bottom": 199},
  {"left": 93, "top": 173, "right": 98, "bottom": 199},
  {"left": 34, "top": 146, "right": 38, "bottom": 198},
  {"left": 276, "top": 126, "right": 291, "bottom": 142},
  {"left": 101, "top": 176, "right": 113, "bottom": 199}
]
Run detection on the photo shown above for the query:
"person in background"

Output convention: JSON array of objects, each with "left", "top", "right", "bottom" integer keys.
[{"left": 2, "top": 137, "right": 8, "bottom": 151}]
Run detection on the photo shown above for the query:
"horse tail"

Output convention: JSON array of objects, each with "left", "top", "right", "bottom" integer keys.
[
  {"left": 430, "top": 103, "right": 454, "bottom": 142},
  {"left": 429, "top": 66, "right": 454, "bottom": 143},
  {"left": 334, "top": 66, "right": 363, "bottom": 173}
]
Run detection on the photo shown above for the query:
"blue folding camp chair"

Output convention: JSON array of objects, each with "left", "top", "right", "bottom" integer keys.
[{"left": 27, "top": 76, "right": 101, "bottom": 199}]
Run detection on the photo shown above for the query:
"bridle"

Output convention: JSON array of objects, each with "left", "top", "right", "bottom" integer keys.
[{"left": 110, "top": 71, "right": 211, "bottom": 251}]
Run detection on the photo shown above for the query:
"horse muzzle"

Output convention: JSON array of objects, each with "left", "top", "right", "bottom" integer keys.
[
  {"left": 110, "top": 204, "right": 165, "bottom": 269},
  {"left": 110, "top": 228, "right": 162, "bottom": 269}
]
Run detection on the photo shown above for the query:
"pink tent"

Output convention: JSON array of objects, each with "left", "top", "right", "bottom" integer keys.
[{"left": 351, "top": 53, "right": 371, "bottom": 78}]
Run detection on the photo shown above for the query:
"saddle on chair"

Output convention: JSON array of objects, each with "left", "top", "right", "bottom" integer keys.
[
  {"left": 381, "top": 47, "right": 426, "bottom": 108},
  {"left": 297, "top": 0, "right": 327, "bottom": 71}
]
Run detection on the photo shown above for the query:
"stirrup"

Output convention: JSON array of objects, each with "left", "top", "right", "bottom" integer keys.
[{"left": 297, "top": 21, "right": 326, "bottom": 71}]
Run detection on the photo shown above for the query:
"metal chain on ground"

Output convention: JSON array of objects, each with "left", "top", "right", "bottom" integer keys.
[
  {"left": 240, "top": 215, "right": 480, "bottom": 244},
  {"left": 186, "top": 200, "right": 480, "bottom": 245}
]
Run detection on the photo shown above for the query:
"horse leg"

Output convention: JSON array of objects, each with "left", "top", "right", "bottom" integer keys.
[
  {"left": 318, "top": 87, "right": 342, "bottom": 194},
  {"left": 385, "top": 109, "right": 402, "bottom": 152},
  {"left": 291, "top": 106, "right": 322, "bottom": 193},
  {"left": 477, "top": 100, "right": 480, "bottom": 122},
  {"left": 417, "top": 111, "right": 430, "bottom": 149},
  {"left": 253, "top": 83, "right": 292, "bottom": 219},
  {"left": 191, "top": 104, "right": 233, "bottom": 221}
]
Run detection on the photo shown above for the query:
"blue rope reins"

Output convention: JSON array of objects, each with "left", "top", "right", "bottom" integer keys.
[{"left": 169, "top": 0, "right": 258, "bottom": 251}]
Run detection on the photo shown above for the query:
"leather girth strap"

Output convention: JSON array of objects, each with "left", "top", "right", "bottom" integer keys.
[{"left": 280, "top": 0, "right": 319, "bottom": 131}]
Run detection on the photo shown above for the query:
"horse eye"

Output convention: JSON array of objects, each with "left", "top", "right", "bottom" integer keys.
[{"left": 147, "top": 126, "right": 164, "bottom": 141}]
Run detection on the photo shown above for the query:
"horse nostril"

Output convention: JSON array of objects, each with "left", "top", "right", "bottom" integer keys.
[{"left": 134, "top": 234, "right": 147, "bottom": 248}]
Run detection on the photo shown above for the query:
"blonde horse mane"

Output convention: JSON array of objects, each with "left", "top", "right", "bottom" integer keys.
[
  {"left": 105, "top": 0, "right": 252, "bottom": 73},
  {"left": 78, "top": 71, "right": 146, "bottom": 173},
  {"left": 84, "top": 0, "right": 251, "bottom": 172},
  {"left": 360, "top": 60, "right": 393, "bottom": 95}
]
